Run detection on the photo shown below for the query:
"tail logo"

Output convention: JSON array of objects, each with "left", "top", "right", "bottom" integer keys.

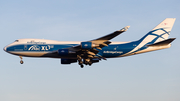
[{"left": 162, "top": 23, "right": 167, "bottom": 26}]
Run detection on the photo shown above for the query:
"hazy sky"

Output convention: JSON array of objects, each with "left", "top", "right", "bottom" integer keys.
[{"left": 0, "top": 0, "right": 180, "bottom": 101}]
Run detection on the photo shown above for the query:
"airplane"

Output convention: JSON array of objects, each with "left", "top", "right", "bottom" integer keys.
[{"left": 4, "top": 18, "right": 176, "bottom": 68}]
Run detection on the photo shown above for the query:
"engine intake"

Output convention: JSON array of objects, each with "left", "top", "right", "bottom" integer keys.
[
  {"left": 58, "top": 49, "right": 69, "bottom": 56},
  {"left": 81, "top": 42, "right": 97, "bottom": 49}
]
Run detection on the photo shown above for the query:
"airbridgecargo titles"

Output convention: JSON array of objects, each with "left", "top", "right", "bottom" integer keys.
[
  {"left": 103, "top": 51, "right": 123, "bottom": 54},
  {"left": 4, "top": 18, "right": 176, "bottom": 68}
]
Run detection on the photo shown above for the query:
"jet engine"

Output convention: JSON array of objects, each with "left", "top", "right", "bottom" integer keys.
[
  {"left": 61, "top": 59, "right": 77, "bottom": 64},
  {"left": 91, "top": 58, "right": 99, "bottom": 63},
  {"left": 81, "top": 42, "right": 97, "bottom": 49},
  {"left": 58, "top": 49, "right": 69, "bottom": 56}
]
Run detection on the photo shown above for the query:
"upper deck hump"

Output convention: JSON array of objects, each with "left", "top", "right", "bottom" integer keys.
[{"left": 15, "top": 38, "right": 129, "bottom": 45}]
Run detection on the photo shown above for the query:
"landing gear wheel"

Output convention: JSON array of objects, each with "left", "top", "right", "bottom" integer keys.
[
  {"left": 20, "top": 60, "right": 24, "bottom": 64},
  {"left": 19, "top": 56, "right": 24, "bottom": 64},
  {"left": 80, "top": 61, "right": 83, "bottom": 64},
  {"left": 78, "top": 61, "right": 83, "bottom": 65},
  {"left": 80, "top": 65, "right": 84, "bottom": 68},
  {"left": 88, "top": 61, "right": 92, "bottom": 65},
  {"left": 89, "top": 63, "right": 92, "bottom": 66}
]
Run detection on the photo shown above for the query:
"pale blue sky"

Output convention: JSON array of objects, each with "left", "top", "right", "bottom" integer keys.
[{"left": 0, "top": 0, "right": 180, "bottom": 101}]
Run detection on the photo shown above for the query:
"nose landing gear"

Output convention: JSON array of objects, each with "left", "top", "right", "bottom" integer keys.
[{"left": 19, "top": 56, "right": 24, "bottom": 64}]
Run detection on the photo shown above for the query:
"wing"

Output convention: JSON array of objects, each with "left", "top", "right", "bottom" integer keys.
[
  {"left": 55, "top": 26, "right": 130, "bottom": 67},
  {"left": 70, "top": 25, "right": 130, "bottom": 51},
  {"left": 92, "top": 26, "right": 130, "bottom": 41}
]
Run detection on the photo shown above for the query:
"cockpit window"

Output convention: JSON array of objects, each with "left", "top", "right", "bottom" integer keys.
[{"left": 14, "top": 40, "right": 19, "bottom": 42}]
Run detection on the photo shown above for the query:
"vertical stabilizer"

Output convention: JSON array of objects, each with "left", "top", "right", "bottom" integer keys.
[
  {"left": 118, "top": 18, "right": 176, "bottom": 57},
  {"left": 140, "top": 18, "right": 176, "bottom": 43}
]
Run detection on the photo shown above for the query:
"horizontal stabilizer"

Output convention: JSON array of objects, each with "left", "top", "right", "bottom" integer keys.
[{"left": 147, "top": 38, "right": 176, "bottom": 47}]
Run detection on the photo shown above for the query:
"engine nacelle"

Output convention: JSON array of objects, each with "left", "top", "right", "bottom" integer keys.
[
  {"left": 61, "top": 59, "right": 77, "bottom": 64},
  {"left": 58, "top": 49, "right": 69, "bottom": 56},
  {"left": 91, "top": 58, "right": 99, "bottom": 63},
  {"left": 81, "top": 42, "right": 95, "bottom": 49}
]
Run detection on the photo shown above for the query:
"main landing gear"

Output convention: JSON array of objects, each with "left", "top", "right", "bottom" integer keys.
[
  {"left": 77, "top": 55, "right": 93, "bottom": 68},
  {"left": 78, "top": 60, "right": 84, "bottom": 68},
  {"left": 19, "top": 56, "right": 24, "bottom": 64},
  {"left": 77, "top": 55, "right": 84, "bottom": 68}
]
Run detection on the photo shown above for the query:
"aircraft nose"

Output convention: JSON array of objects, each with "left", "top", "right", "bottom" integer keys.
[{"left": 3, "top": 46, "right": 7, "bottom": 52}]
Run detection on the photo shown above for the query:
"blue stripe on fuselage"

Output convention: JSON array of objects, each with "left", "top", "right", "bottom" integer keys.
[
  {"left": 100, "top": 41, "right": 140, "bottom": 58},
  {"left": 7, "top": 41, "right": 143, "bottom": 58},
  {"left": 6, "top": 44, "right": 79, "bottom": 52}
]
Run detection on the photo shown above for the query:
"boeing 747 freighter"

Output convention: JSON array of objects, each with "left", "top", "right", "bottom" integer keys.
[{"left": 4, "top": 18, "right": 176, "bottom": 68}]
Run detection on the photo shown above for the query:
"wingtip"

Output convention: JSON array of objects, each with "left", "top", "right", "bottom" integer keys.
[
  {"left": 126, "top": 25, "right": 130, "bottom": 28},
  {"left": 119, "top": 26, "right": 130, "bottom": 31}
]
